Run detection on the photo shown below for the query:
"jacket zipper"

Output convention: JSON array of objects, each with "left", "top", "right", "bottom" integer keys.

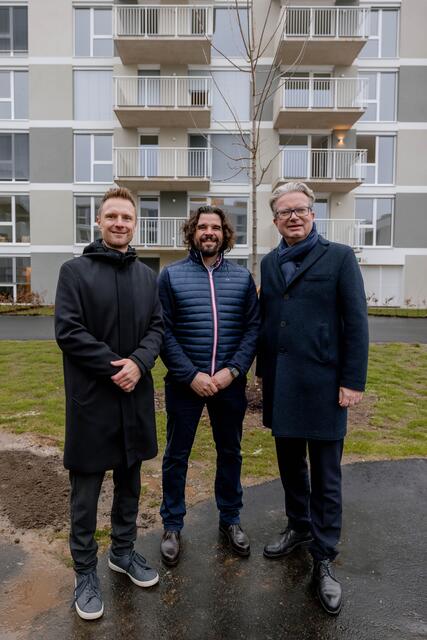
[{"left": 207, "top": 269, "right": 218, "bottom": 376}]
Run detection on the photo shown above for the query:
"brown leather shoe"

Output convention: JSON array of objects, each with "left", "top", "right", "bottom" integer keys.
[
  {"left": 160, "top": 530, "right": 181, "bottom": 566},
  {"left": 219, "top": 522, "right": 250, "bottom": 557}
]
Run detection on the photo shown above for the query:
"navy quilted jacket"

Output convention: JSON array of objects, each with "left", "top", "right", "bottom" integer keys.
[{"left": 158, "top": 249, "right": 260, "bottom": 384}]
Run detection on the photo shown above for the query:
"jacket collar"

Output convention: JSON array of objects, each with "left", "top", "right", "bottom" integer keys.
[{"left": 189, "top": 247, "right": 224, "bottom": 270}]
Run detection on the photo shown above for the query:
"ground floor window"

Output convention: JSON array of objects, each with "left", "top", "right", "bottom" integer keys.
[
  {"left": 188, "top": 196, "right": 248, "bottom": 245},
  {"left": 0, "top": 194, "right": 30, "bottom": 243},
  {"left": 355, "top": 196, "right": 393, "bottom": 247},
  {"left": 75, "top": 195, "right": 102, "bottom": 244},
  {"left": 0, "top": 255, "right": 30, "bottom": 302}
]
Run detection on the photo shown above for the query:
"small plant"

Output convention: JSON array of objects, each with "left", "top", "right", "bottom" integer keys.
[
  {"left": 404, "top": 297, "right": 416, "bottom": 308},
  {"left": 383, "top": 296, "right": 394, "bottom": 306},
  {"left": 366, "top": 292, "right": 378, "bottom": 306}
]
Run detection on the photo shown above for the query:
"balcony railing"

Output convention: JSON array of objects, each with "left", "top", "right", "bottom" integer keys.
[
  {"left": 114, "top": 147, "right": 212, "bottom": 180},
  {"left": 282, "top": 6, "right": 370, "bottom": 39},
  {"left": 114, "top": 76, "right": 212, "bottom": 109},
  {"left": 135, "top": 217, "right": 185, "bottom": 248},
  {"left": 114, "top": 5, "right": 214, "bottom": 38},
  {"left": 280, "top": 77, "right": 368, "bottom": 110},
  {"left": 278, "top": 148, "right": 367, "bottom": 182},
  {"left": 315, "top": 218, "right": 362, "bottom": 248}
]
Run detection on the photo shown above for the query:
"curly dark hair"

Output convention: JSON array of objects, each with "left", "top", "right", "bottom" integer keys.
[{"left": 182, "top": 206, "right": 235, "bottom": 253}]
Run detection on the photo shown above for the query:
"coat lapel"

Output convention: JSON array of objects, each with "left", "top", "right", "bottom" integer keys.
[{"left": 285, "top": 237, "right": 329, "bottom": 290}]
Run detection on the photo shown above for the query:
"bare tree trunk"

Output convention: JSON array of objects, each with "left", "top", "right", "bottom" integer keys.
[{"left": 251, "top": 117, "right": 258, "bottom": 280}]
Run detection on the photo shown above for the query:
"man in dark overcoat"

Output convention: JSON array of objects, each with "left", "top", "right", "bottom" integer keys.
[
  {"left": 258, "top": 182, "right": 369, "bottom": 615},
  {"left": 158, "top": 205, "right": 259, "bottom": 566},
  {"left": 55, "top": 187, "right": 163, "bottom": 620}
]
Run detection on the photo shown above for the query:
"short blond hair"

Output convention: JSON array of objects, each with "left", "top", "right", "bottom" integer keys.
[
  {"left": 98, "top": 187, "right": 137, "bottom": 218},
  {"left": 269, "top": 182, "right": 315, "bottom": 213}
]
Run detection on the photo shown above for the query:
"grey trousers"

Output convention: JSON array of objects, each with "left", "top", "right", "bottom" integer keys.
[{"left": 69, "top": 461, "right": 142, "bottom": 574}]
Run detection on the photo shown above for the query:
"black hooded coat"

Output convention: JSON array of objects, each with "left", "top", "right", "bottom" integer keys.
[{"left": 55, "top": 240, "right": 163, "bottom": 473}]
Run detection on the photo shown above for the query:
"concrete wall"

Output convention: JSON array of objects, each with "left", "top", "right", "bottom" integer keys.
[
  {"left": 30, "top": 129, "right": 74, "bottom": 183},
  {"left": 30, "top": 191, "right": 74, "bottom": 245},
  {"left": 394, "top": 193, "right": 427, "bottom": 249},
  {"left": 396, "top": 131, "right": 427, "bottom": 187},
  {"left": 404, "top": 256, "right": 427, "bottom": 307},
  {"left": 29, "top": 66, "right": 73, "bottom": 120},
  {"left": 31, "top": 253, "right": 74, "bottom": 304},
  {"left": 398, "top": 67, "right": 427, "bottom": 123},
  {"left": 160, "top": 192, "right": 187, "bottom": 218},
  {"left": 28, "top": 0, "right": 73, "bottom": 57},
  {"left": 399, "top": 0, "right": 427, "bottom": 58}
]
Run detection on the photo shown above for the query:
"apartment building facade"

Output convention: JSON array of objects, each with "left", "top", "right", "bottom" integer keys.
[{"left": 0, "top": 0, "right": 426, "bottom": 306}]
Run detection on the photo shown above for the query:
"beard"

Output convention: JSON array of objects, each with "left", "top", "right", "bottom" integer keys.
[{"left": 195, "top": 235, "right": 221, "bottom": 257}]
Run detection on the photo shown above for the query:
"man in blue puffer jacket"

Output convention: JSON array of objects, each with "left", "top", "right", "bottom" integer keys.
[{"left": 158, "top": 205, "right": 260, "bottom": 566}]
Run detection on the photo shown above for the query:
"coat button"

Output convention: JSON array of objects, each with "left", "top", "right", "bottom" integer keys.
[{"left": 280, "top": 320, "right": 287, "bottom": 327}]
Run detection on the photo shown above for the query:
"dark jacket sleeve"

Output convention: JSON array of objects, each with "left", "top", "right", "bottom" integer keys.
[
  {"left": 54, "top": 262, "right": 121, "bottom": 376},
  {"left": 158, "top": 267, "right": 199, "bottom": 385},
  {"left": 129, "top": 272, "right": 164, "bottom": 374},
  {"left": 226, "top": 274, "right": 260, "bottom": 375},
  {"left": 338, "top": 249, "right": 369, "bottom": 391}
]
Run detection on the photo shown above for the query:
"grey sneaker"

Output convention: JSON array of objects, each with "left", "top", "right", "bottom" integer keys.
[
  {"left": 73, "top": 571, "right": 104, "bottom": 620},
  {"left": 108, "top": 549, "right": 159, "bottom": 588}
]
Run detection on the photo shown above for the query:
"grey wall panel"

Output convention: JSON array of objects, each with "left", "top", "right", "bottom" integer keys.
[
  {"left": 31, "top": 253, "right": 73, "bottom": 304},
  {"left": 30, "top": 190, "right": 74, "bottom": 245},
  {"left": 398, "top": 67, "right": 427, "bottom": 122},
  {"left": 160, "top": 192, "right": 187, "bottom": 218},
  {"left": 29, "top": 66, "right": 73, "bottom": 120},
  {"left": 30, "top": 129, "right": 73, "bottom": 183},
  {"left": 394, "top": 193, "right": 427, "bottom": 248}
]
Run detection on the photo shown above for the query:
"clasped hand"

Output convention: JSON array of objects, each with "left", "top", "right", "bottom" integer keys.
[
  {"left": 110, "top": 358, "right": 141, "bottom": 393},
  {"left": 190, "top": 368, "right": 234, "bottom": 397}
]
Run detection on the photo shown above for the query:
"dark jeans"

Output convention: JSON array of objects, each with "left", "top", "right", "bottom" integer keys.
[
  {"left": 69, "top": 460, "right": 142, "bottom": 574},
  {"left": 160, "top": 379, "right": 247, "bottom": 530},
  {"left": 275, "top": 437, "right": 344, "bottom": 561}
]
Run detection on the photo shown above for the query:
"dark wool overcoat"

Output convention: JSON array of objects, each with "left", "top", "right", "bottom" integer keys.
[
  {"left": 55, "top": 240, "right": 163, "bottom": 473},
  {"left": 257, "top": 236, "right": 369, "bottom": 440}
]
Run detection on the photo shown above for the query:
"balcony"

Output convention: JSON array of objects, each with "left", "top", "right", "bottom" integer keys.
[
  {"left": 114, "top": 147, "right": 211, "bottom": 191},
  {"left": 114, "top": 5, "right": 213, "bottom": 64},
  {"left": 135, "top": 217, "right": 185, "bottom": 249},
  {"left": 276, "top": 6, "right": 369, "bottom": 66},
  {"left": 273, "top": 148, "right": 367, "bottom": 192},
  {"left": 274, "top": 77, "right": 368, "bottom": 130},
  {"left": 114, "top": 76, "right": 212, "bottom": 129},
  {"left": 315, "top": 218, "right": 362, "bottom": 248}
]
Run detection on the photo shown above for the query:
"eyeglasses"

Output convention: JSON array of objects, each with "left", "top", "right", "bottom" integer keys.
[{"left": 275, "top": 207, "right": 312, "bottom": 220}]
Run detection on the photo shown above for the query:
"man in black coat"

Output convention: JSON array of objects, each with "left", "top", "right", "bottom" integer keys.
[
  {"left": 55, "top": 187, "right": 163, "bottom": 620},
  {"left": 158, "top": 206, "right": 259, "bottom": 566},
  {"left": 258, "top": 182, "right": 369, "bottom": 615}
]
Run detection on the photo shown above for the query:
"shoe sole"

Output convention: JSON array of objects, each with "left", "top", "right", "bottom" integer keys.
[
  {"left": 160, "top": 553, "right": 180, "bottom": 567},
  {"left": 75, "top": 601, "right": 104, "bottom": 620},
  {"left": 219, "top": 528, "right": 251, "bottom": 557},
  {"left": 108, "top": 559, "right": 159, "bottom": 588},
  {"left": 316, "top": 585, "right": 342, "bottom": 616},
  {"left": 263, "top": 538, "right": 313, "bottom": 559}
]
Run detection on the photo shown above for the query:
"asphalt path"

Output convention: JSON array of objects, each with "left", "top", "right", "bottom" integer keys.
[
  {"left": 1, "top": 315, "right": 426, "bottom": 342},
  {"left": 1, "top": 459, "right": 425, "bottom": 639}
]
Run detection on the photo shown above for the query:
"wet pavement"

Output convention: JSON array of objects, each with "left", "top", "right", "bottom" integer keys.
[
  {"left": 0, "top": 315, "right": 426, "bottom": 343},
  {"left": 1, "top": 459, "right": 426, "bottom": 640}
]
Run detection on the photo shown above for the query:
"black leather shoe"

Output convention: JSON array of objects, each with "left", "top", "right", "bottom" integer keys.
[
  {"left": 263, "top": 527, "right": 313, "bottom": 558},
  {"left": 219, "top": 522, "right": 250, "bottom": 557},
  {"left": 313, "top": 559, "right": 342, "bottom": 615},
  {"left": 160, "top": 530, "right": 181, "bottom": 566}
]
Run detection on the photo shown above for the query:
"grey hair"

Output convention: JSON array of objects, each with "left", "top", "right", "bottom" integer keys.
[{"left": 269, "top": 182, "right": 315, "bottom": 213}]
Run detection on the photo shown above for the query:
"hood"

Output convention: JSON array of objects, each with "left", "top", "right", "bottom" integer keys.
[{"left": 82, "top": 239, "right": 137, "bottom": 266}]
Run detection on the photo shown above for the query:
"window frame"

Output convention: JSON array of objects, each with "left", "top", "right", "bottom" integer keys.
[
  {"left": 355, "top": 195, "right": 394, "bottom": 248},
  {"left": 359, "top": 70, "right": 397, "bottom": 123},
  {"left": 0, "top": 69, "right": 28, "bottom": 120},
  {"left": 0, "top": 255, "right": 30, "bottom": 302},
  {"left": 0, "top": 131, "right": 29, "bottom": 182},
  {"left": 0, "top": 193, "right": 30, "bottom": 243},
  {"left": 0, "top": 6, "right": 28, "bottom": 57},
  {"left": 358, "top": 134, "right": 396, "bottom": 186},
  {"left": 359, "top": 8, "right": 399, "bottom": 59},
  {"left": 74, "top": 194, "right": 102, "bottom": 245},
  {"left": 74, "top": 132, "right": 113, "bottom": 184},
  {"left": 73, "top": 7, "right": 113, "bottom": 58}
]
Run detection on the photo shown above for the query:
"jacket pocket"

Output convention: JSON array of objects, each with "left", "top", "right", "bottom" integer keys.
[{"left": 304, "top": 274, "right": 331, "bottom": 281}]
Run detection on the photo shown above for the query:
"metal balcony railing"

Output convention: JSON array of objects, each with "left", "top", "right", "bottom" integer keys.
[
  {"left": 114, "top": 76, "right": 212, "bottom": 109},
  {"left": 280, "top": 77, "right": 368, "bottom": 110},
  {"left": 282, "top": 6, "right": 370, "bottom": 39},
  {"left": 113, "top": 5, "right": 214, "bottom": 38},
  {"left": 135, "top": 217, "right": 186, "bottom": 248},
  {"left": 315, "top": 218, "right": 362, "bottom": 248},
  {"left": 278, "top": 148, "right": 367, "bottom": 182},
  {"left": 114, "top": 147, "right": 212, "bottom": 180}
]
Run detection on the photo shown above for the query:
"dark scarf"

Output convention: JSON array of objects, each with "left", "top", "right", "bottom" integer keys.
[{"left": 277, "top": 223, "right": 318, "bottom": 285}]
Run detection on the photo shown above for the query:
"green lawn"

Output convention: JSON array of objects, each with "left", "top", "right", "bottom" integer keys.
[
  {"left": 0, "top": 342, "right": 425, "bottom": 480},
  {"left": 0, "top": 305, "right": 55, "bottom": 316},
  {"left": 368, "top": 307, "right": 427, "bottom": 317}
]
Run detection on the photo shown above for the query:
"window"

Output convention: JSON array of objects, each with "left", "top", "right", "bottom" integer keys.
[
  {"left": 0, "top": 133, "right": 29, "bottom": 181},
  {"left": 359, "top": 9, "right": 398, "bottom": 59},
  {"left": 75, "top": 134, "right": 113, "bottom": 183},
  {"left": 74, "top": 8, "right": 113, "bottom": 57},
  {"left": 359, "top": 71, "right": 397, "bottom": 122},
  {"left": 0, "top": 194, "right": 29, "bottom": 243},
  {"left": 357, "top": 135, "right": 395, "bottom": 185},
  {"left": 211, "top": 71, "right": 250, "bottom": 122},
  {"left": 0, "top": 7, "right": 28, "bottom": 55},
  {"left": 189, "top": 196, "right": 248, "bottom": 245},
  {"left": 74, "top": 70, "right": 113, "bottom": 120},
  {"left": 211, "top": 134, "right": 249, "bottom": 184},
  {"left": 75, "top": 195, "right": 102, "bottom": 244},
  {"left": 213, "top": 8, "right": 249, "bottom": 56},
  {"left": 0, "top": 255, "right": 30, "bottom": 302},
  {"left": 0, "top": 70, "right": 28, "bottom": 119},
  {"left": 355, "top": 197, "right": 393, "bottom": 247},
  {"left": 138, "top": 197, "right": 160, "bottom": 245}
]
